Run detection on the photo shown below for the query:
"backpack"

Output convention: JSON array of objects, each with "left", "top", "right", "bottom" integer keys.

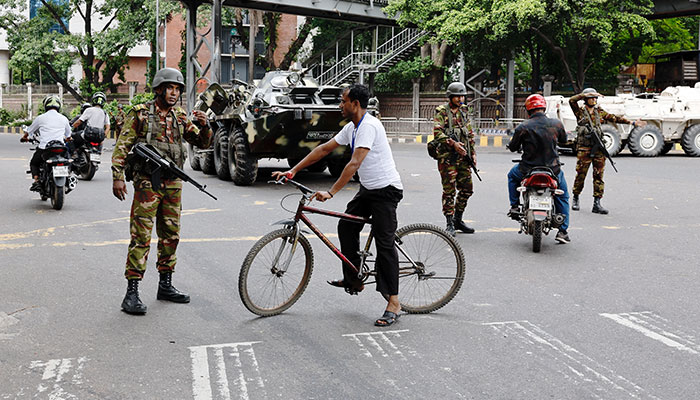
[{"left": 427, "top": 138, "right": 441, "bottom": 159}]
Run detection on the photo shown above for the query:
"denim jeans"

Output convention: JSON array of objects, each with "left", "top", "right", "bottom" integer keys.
[{"left": 507, "top": 164, "right": 570, "bottom": 232}]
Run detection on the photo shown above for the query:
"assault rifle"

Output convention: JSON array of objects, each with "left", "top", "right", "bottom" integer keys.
[
  {"left": 132, "top": 142, "right": 218, "bottom": 200},
  {"left": 448, "top": 132, "right": 482, "bottom": 181},
  {"left": 583, "top": 111, "right": 618, "bottom": 173}
]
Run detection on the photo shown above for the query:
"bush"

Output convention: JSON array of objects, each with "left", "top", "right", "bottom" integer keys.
[
  {"left": 0, "top": 108, "right": 27, "bottom": 125},
  {"left": 375, "top": 57, "right": 436, "bottom": 93}
]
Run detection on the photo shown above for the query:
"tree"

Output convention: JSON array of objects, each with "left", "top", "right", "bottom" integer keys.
[
  {"left": 385, "top": 0, "right": 655, "bottom": 92},
  {"left": 0, "top": 0, "right": 178, "bottom": 102}
]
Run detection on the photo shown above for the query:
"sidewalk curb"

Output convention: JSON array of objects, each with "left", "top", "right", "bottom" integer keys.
[
  {"left": 0, "top": 126, "right": 22, "bottom": 134},
  {"left": 390, "top": 134, "right": 509, "bottom": 147}
]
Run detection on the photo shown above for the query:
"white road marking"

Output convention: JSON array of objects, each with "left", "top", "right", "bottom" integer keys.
[
  {"left": 189, "top": 341, "right": 265, "bottom": 400},
  {"left": 601, "top": 311, "right": 700, "bottom": 355},
  {"left": 27, "top": 357, "right": 87, "bottom": 399},
  {"left": 485, "top": 321, "right": 659, "bottom": 399},
  {"left": 342, "top": 330, "right": 410, "bottom": 368}
]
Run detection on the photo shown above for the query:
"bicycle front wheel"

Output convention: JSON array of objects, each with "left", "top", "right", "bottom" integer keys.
[
  {"left": 239, "top": 229, "right": 314, "bottom": 316},
  {"left": 395, "top": 223, "right": 465, "bottom": 313}
]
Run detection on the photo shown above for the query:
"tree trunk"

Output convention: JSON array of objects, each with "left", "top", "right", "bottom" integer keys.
[
  {"left": 263, "top": 12, "right": 278, "bottom": 70},
  {"left": 420, "top": 41, "right": 449, "bottom": 92},
  {"left": 528, "top": 38, "right": 541, "bottom": 93},
  {"left": 279, "top": 19, "right": 313, "bottom": 71}
]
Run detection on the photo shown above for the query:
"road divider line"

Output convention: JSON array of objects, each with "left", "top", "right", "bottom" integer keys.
[{"left": 600, "top": 312, "right": 699, "bottom": 355}]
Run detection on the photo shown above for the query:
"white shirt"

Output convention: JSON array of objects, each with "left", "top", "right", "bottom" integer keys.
[
  {"left": 79, "top": 106, "right": 109, "bottom": 129},
  {"left": 26, "top": 109, "right": 71, "bottom": 149},
  {"left": 334, "top": 113, "right": 403, "bottom": 190}
]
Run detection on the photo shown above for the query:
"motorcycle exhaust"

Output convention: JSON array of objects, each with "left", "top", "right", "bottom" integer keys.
[
  {"left": 552, "top": 213, "right": 565, "bottom": 227},
  {"left": 65, "top": 175, "right": 78, "bottom": 194}
]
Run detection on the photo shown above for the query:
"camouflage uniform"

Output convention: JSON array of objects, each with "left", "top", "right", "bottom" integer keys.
[
  {"left": 113, "top": 107, "right": 126, "bottom": 140},
  {"left": 433, "top": 104, "right": 475, "bottom": 216},
  {"left": 569, "top": 93, "right": 631, "bottom": 198},
  {"left": 111, "top": 101, "right": 212, "bottom": 280}
]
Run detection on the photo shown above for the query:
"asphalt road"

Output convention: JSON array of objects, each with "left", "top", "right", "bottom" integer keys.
[{"left": 1, "top": 133, "right": 699, "bottom": 399}]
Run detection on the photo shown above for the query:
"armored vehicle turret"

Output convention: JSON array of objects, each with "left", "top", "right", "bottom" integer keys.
[{"left": 189, "top": 71, "right": 371, "bottom": 185}]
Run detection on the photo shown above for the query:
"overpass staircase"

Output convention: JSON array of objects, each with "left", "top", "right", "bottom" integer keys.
[{"left": 311, "top": 28, "right": 429, "bottom": 86}]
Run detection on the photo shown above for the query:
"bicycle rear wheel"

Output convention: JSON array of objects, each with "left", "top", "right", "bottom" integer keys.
[
  {"left": 239, "top": 228, "right": 314, "bottom": 316},
  {"left": 395, "top": 223, "right": 465, "bottom": 313}
]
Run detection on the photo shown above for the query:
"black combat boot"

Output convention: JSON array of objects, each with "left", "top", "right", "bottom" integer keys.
[
  {"left": 592, "top": 197, "right": 609, "bottom": 214},
  {"left": 157, "top": 272, "right": 191, "bottom": 303},
  {"left": 121, "top": 279, "right": 147, "bottom": 315},
  {"left": 571, "top": 195, "right": 580, "bottom": 211},
  {"left": 453, "top": 211, "right": 475, "bottom": 234},
  {"left": 445, "top": 215, "right": 456, "bottom": 237}
]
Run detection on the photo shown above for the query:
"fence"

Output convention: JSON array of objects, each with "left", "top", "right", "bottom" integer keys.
[
  {"left": 381, "top": 117, "right": 524, "bottom": 136},
  {"left": 1, "top": 84, "right": 62, "bottom": 95}
]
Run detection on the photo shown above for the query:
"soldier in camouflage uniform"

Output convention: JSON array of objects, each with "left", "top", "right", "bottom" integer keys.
[
  {"left": 111, "top": 68, "right": 212, "bottom": 315},
  {"left": 569, "top": 88, "right": 645, "bottom": 214},
  {"left": 433, "top": 82, "right": 476, "bottom": 236}
]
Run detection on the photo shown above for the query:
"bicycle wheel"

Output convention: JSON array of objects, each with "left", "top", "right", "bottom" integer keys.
[
  {"left": 239, "top": 228, "right": 314, "bottom": 316},
  {"left": 395, "top": 223, "right": 465, "bottom": 313}
]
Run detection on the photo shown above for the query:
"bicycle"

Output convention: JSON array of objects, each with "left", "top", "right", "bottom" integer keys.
[{"left": 238, "top": 178, "right": 466, "bottom": 317}]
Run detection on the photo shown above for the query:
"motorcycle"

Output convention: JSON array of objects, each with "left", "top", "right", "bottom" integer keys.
[
  {"left": 23, "top": 138, "right": 77, "bottom": 210},
  {"left": 513, "top": 166, "right": 566, "bottom": 253},
  {"left": 70, "top": 126, "right": 104, "bottom": 180}
]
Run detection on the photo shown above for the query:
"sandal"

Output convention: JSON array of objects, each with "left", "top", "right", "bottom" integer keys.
[
  {"left": 327, "top": 280, "right": 364, "bottom": 295},
  {"left": 374, "top": 310, "right": 400, "bottom": 327}
]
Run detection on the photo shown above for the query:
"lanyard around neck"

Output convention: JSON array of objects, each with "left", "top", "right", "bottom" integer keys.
[{"left": 351, "top": 112, "right": 367, "bottom": 153}]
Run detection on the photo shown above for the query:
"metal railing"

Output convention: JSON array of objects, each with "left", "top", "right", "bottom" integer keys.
[
  {"left": 317, "top": 28, "right": 428, "bottom": 86},
  {"left": 381, "top": 117, "right": 523, "bottom": 137}
]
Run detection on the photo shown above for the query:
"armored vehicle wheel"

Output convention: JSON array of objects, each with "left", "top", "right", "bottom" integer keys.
[
  {"left": 628, "top": 125, "right": 663, "bottom": 157},
  {"left": 213, "top": 128, "right": 231, "bottom": 181},
  {"left": 187, "top": 144, "right": 202, "bottom": 171},
  {"left": 660, "top": 142, "right": 674, "bottom": 155},
  {"left": 601, "top": 125, "right": 622, "bottom": 156},
  {"left": 228, "top": 128, "right": 258, "bottom": 186},
  {"left": 201, "top": 150, "right": 216, "bottom": 175},
  {"left": 681, "top": 124, "right": 700, "bottom": 157}
]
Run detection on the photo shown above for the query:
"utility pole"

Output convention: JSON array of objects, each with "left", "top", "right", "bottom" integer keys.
[{"left": 155, "top": 0, "right": 160, "bottom": 70}]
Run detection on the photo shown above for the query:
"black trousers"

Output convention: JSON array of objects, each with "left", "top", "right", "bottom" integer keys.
[
  {"left": 30, "top": 149, "right": 47, "bottom": 177},
  {"left": 338, "top": 185, "right": 403, "bottom": 296}
]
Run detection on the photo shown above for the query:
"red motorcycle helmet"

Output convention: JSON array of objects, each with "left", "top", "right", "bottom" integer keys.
[{"left": 525, "top": 94, "right": 547, "bottom": 111}]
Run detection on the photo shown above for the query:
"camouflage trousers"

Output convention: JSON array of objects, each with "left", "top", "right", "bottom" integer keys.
[
  {"left": 125, "top": 179, "right": 182, "bottom": 280},
  {"left": 438, "top": 158, "right": 473, "bottom": 216},
  {"left": 572, "top": 150, "right": 606, "bottom": 198}
]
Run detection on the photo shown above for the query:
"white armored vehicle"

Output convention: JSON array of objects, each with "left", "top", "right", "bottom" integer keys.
[{"left": 545, "top": 84, "right": 700, "bottom": 157}]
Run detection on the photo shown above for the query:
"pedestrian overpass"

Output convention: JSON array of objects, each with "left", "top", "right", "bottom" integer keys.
[{"left": 177, "top": 0, "right": 700, "bottom": 110}]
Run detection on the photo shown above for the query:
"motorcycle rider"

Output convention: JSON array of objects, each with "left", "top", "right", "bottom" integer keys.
[
  {"left": 569, "top": 88, "right": 645, "bottom": 214},
  {"left": 507, "top": 94, "right": 571, "bottom": 244},
  {"left": 72, "top": 92, "right": 110, "bottom": 146},
  {"left": 20, "top": 95, "right": 72, "bottom": 192},
  {"left": 432, "top": 82, "right": 476, "bottom": 236}
]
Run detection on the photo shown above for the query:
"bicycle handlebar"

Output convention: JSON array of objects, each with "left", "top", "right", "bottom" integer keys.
[{"left": 268, "top": 177, "right": 315, "bottom": 196}]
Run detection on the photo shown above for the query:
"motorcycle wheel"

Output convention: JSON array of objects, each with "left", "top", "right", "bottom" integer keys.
[
  {"left": 51, "top": 184, "right": 64, "bottom": 210},
  {"left": 532, "top": 220, "right": 543, "bottom": 253},
  {"left": 80, "top": 162, "right": 96, "bottom": 180}
]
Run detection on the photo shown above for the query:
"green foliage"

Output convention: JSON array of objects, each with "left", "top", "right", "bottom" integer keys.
[
  {"left": 130, "top": 92, "right": 154, "bottom": 107},
  {"left": 0, "top": 108, "right": 26, "bottom": 125}
]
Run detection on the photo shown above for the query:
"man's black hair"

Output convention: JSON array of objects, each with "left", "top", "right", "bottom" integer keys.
[{"left": 344, "top": 84, "right": 370, "bottom": 109}]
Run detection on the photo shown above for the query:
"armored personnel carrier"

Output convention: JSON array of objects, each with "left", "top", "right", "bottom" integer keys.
[
  {"left": 188, "top": 71, "right": 360, "bottom": 185},
  {"left": 545, "top": 84, "right": 700, "bottom": 157}
]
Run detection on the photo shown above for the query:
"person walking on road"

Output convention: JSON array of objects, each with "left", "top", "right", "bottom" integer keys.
[
  {"left": 507, "top": 94, "right": 571, "bottom": 244},
  {"left": 271, "top": 84, "right": 404, "bottom": 327},
  {"left": 432, "top": 82, "right": 476, "bottom": 236},
  {"left": 569, "top": 88, "right": 645, "bottom": 214},
  {"left": 111, "top": 68, "right": 212, "bottom": 315}
]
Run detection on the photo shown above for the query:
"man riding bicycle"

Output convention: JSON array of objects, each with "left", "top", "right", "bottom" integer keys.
[{"left": 271, "top": 84, "right": 404, "bottom": 327}]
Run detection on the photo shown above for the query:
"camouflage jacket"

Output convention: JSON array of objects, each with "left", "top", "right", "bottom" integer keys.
[
  {"left": 111, "top": 101, "right": 212, "bottom": 187},
  {"left": 569, "top": 93, "right": 631, "bottom": 149},
  {"left": 432, "top": 104, "right": 476, "bottom": 162}
]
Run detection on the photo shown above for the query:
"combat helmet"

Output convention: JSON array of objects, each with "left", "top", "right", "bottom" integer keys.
[
  {"left": 92, "top": 91, "right": 107, "bottom": 107},
  {"left": 446, "top": 82, "right": 467, "bottom": 98},
  {"left": 152, "top": 67, "right": 185, "bottom": 90},
  {"left": 582, "top": 88, "right": 599, "bottom": 98},
  {"left": 42, "top": 95, "right": 62, "bottom": 111}
]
